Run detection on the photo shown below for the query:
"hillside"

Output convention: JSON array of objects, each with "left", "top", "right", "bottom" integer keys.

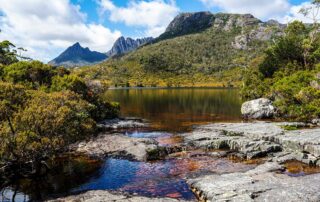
[{"left": 75, "top": 12, "right": 285, "bottom": 87}]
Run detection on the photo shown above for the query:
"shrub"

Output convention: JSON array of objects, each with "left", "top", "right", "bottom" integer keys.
[{"left": 0, "top": 90, "right": 96, "bottom": 174}]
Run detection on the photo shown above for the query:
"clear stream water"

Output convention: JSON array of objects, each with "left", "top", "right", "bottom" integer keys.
[{"left": 1, "top": 88, "right": 315, "bottom": 201}]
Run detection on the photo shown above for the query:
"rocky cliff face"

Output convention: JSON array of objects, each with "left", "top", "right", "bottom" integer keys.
[
  {"left": 158, "top": 12, "right": 285, "bottom": 49},
  {"left": 106, "top": 36, "right": 154, "bottom": 57},
  {"left": 158, "top": 11, "right": 213, "bottom": 40},
  {"left": 49, "top": 42, "right": 107, "bottom": 67}
]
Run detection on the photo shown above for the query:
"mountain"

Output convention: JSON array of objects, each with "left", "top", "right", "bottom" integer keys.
[
  {"left": 49, "top": 42, "right": 107, "bottom": 67},
  {"left": 80, "top": 12, "right": 286, "bottom": 87},
  {"left": 106, "top": 36, "right": 154, "bottom": 57}
]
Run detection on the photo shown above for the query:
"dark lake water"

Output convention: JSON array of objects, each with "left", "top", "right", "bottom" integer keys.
[
  {"left": 104, "top": 88, "right": 242, "bottom": 132},
  {"left": 1, "top": 88, "right": 247, "bottom": 201}
]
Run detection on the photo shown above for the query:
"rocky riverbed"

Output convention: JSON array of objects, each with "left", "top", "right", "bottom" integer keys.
[
  {"left": 51, "top": 119, "right": 320, "bottom": 202},
  {"left": 181, "top": 121, "right": 320, "bottom": 201}
]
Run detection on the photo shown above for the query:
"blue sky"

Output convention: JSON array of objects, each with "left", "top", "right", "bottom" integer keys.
[
  {"left": 0, "top": 0, "right": 314, "bottom": 61},
  {"left": 73, "top": 0, "right": 307, "bottom": 38}
]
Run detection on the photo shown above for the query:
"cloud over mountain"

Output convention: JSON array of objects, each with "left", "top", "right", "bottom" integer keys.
[
  {"left": 99, "top": 0, "right": 179, "bottom": 37},
  {"left": 0, "top": 0, "right": 121, "bottom": 61}
]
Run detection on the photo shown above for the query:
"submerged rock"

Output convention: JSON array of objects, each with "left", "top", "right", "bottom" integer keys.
[
  {"left": 70, "top": 133, "right": 165, "bottom": 161},
  {"left": 241, "top": 98, "right": 276, "bottom": 119},
  {"left": 98, "top": 118, "right": 148, "bottom": 130},
  {"left": 188, "top": 162, "right": 320, "bottom": 201},
  {"left": 48, "top": 190, "right": 189, "bottom": 202}
]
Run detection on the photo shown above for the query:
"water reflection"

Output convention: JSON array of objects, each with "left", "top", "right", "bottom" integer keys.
[
  {"left": 283, "top": 160, "right": 320, "bottom": 177},
  {"left": 0, "top": 155, "right": 102, "bottom": 201},
  {"left": 74, "top": 154, "right": 256, "bottom": 200},
  {"left": 104, "top": 88, "right": 242, "bottom": 132}
]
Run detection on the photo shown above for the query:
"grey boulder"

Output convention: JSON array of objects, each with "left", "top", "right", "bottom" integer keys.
[{"left": 241, "top": 98, "right": 276, "bottom": 119}]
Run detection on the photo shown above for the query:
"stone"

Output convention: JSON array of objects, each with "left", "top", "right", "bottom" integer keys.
[
  {"left": 70, "top": 133, "right": 164, "bottom": 161},
  {"left": 98, "top": 118, "right": 148, "bottom": 130},
  {"left": 241, "top": 98, "right": 276, "bottom": 119},
  {"left": 311, "top": 119, "right": 320, "bottom": 126},
  {"left": 48, "top": 190, "right": 188, "bottom": 202},
  {"left": 188, "top": 162, "right": 320, "bottom": 202},
  {"left": 183, "top": 122, "right": 320, "bottom": 165},
  {"left": 274, "top": 128, "right": 320, "bottom": 157},
  {"left": 182, "top": 122, "right": 284, "bottom": 159}
]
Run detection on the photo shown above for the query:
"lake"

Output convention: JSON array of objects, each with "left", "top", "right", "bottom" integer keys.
[
  {"left": 104, "top": 88, "right": 242, "bottom": 132},
  {"left": 1, "top": 88, "right": 247, "bottom": 201}
]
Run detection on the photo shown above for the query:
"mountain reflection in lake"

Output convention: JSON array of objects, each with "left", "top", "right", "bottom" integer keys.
[{"left": 104, "top": 88, "right": 242, "bottom": 132}]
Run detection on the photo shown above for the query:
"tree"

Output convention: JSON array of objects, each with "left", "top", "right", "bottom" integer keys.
[
  {"left": 0, "top": 90, "right": 96, "bottom": 175},
  {"left": 0, "top": 31, "right": 30, "bottom": 66},
  {"left": 3, "top": 61, "right": 55, "bottom": 87},
  {"left": 259, "top": 21, "right": 320, "bottom": 77},
  {"left": 0, "top": 82, "right": 28, "bottom": 135},
  {"left": 0, "top": 40, "right": 19, "bottom": 65},
  {"left": 51, "top": 74, "right": 88, "bottom": 98}
]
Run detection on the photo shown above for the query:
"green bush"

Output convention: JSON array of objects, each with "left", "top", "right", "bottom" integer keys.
[
  {"left": 272, "top": 71, "right": 318, "bottom": 120},
  {"left": 51, "top": 74, "right": 88, "bottom": 98},
  {"left": 242, "top": 20, "right": 320, "bottom": 121},
  {"left": 3, "top": 61, "right": 55, "bottom": 87},
  {"left": 0, "top": 90, "right": 96, "bottom": 174}
]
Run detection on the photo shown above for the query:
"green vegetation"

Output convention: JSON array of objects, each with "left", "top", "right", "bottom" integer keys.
[
  {"left": 241, "top": 2, "right": 320, "bottom": 121},
  {"left": 74, "top": 14, "right": 278, "bottom": 87},
  {"left": 0, "top": 40, "right": 119, "bottom": 176}
]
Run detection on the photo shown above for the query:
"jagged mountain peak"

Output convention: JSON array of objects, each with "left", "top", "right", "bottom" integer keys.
[
  {"left": 49, "top": 42, "right": 107, "bottom": 67},
  {"left": 106, "top": 36, "right": 154, "bottom": 57}
]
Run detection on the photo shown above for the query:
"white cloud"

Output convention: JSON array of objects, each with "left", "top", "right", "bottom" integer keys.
[
  {"left": 280, "top": 2, "right": 317, "bottom": 24},
  {"left": 0, "top": 0, "right": 121, "bottom": 62},
  {"left": 99, "top": 0, "right": 179, "bottom": 37},
  {"left": 199, "top": 0, "right": 291, "bottom": 20}
]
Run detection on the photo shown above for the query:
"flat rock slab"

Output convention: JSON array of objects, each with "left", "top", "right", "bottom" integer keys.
[
  {"left": 183, "top": 122, "right": 320, "bottom": 162},
  {"left": 197, "top": 122, "right": 284, "bottom": 139},
  {"left": 48, "top": 190, "right": 190, "bottom": 202},
  {"left": 70, "top": 133, "right": 161, "bottom": 161},
  {"left": 275, "top": 128, "right": 320, "bottom": 156},
  {"left": 183, "top": 122, "right": 285, "bottom": 159},
  {"left": 188, "top": 162, "right": 320, "bottom": 202},
  {"left": 99, "top": 118, "right": 148, "bottom": 130}
]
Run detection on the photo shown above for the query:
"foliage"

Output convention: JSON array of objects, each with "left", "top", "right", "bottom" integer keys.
[
  {"left": 0, "top": 40, "right": 19, "bottom": 66},
  {"left": 0, "top": 82, "right": 28, "bottom": 135},
  {"left": 242, "top": 20, "right": 320, "bottom": 121},
  {"left": 3, "top": 61, "right": 58, "bottom": 88},
  {"left": 271, "top": 71, "right": 320, "bottom": 120},
  {"left": 0, "top": 90, "right": 96, "bottom": 173},
  {"left": 258, "top": 21, "right": 312, "bottom": 77},
  {"left": 51, "top": 74, "right": 88, "bottom": 98},
  {"left": 0, "top": 39, "right": 119, "bottom": 175},
  {"left": 241, "top": 68, "right": 270, "bottom": 100}
]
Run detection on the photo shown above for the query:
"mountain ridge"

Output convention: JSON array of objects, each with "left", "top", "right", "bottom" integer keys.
[
  {"left": 49, "top": 42, "right": 108, "bottom": 67},
  {"left": 50, "top": 37, "right": 154, "bottom": 67},
  {"left": 106, "top": 36, "right": 154, "bottom": 58},
  {"left": 80, "top": 11, "right": 287, "bottom": 87}
]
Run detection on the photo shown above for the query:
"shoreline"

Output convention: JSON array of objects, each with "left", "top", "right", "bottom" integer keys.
[{"left": 107, "top": 86, "right": 240, "bottom": 90}]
